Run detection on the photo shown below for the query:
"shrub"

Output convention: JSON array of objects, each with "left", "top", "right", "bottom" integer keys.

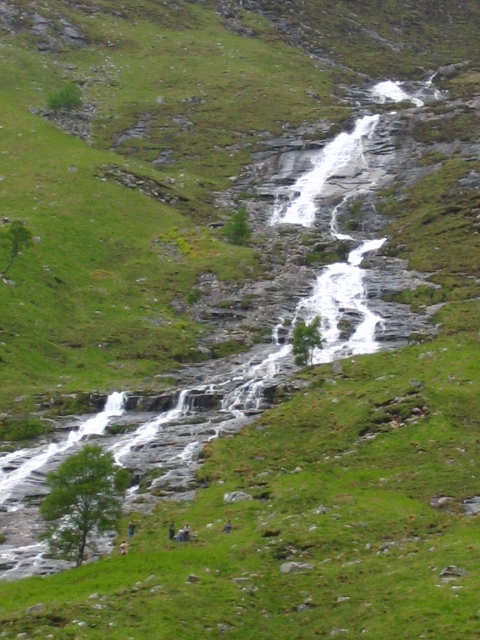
[
  {"left": 187, "top": 288, "right": 203, "bottom": 305},
  {"left": 223, "top": 205, "right": 251, "bottom": 246},
  {"left": 293, "top": 315, "right": 323, "bottom": 366},
  {"left": 0, "top": 418, "right": 51, "bottom": 442},
  {"left": 47, "top": 83, "right": 83, "bottom": 111}
]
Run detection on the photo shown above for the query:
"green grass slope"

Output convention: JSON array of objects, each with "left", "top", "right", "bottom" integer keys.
[
  {"left": 1, "top": 66, "right": 480, "bottom": 634},
  {"left": 0, "top": 0, "right": 342, "bottom": 412},
  {"left": 238, "top": 0, "right": 480, "bottom": 78},
  {"left": 1, "top": 3, "right": 480, "bottom": 638}
]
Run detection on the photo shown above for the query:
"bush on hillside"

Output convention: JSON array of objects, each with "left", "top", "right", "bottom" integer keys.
[
  {"left": 40, "top": 445, "right": 130, "bottom": 566},
  {"left": 0, "top": 417, "right": 52, "bottom": 442},
  {"left": 223, "top": 205, "right": 251, "bottom": 246},
  {"left": 47, "top": 82, "right": 83, "bottom": 111},
  {"left": 292, "top": 315, "right": 323, "bottom": 366}
]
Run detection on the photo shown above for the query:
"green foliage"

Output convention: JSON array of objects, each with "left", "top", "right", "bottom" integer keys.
[
  {"left": 0, "top": 220, "right": 32, "bottom": 278},
  {"left": 212, "top": 338, "right": 250, "bottom": 359},
  {"left": 40, "top": 445, "right": 130, "bottom": 567},
  {"left": 413, "top": 111, "right": 480, "bottom": 144},
  {"left": 223, "top": 206, "right": 252, "bottom": 246},
  {"left": 47, "top": 83, "right": 83, "bottom": 111},
  {"left": 292, "top": 315, "right": 323, "bottom": 366},
  {"left": 186, "top": 288, "right": 202, "bottom": 305},
  {"left": 306, "top": 242, "right": 350, "bottom": 265},
  {"left": 0, "top": 534, "right": 5, "bottom": 544},
  {"left": 0, "top": 417, "right": 51, "bottom": 442}
]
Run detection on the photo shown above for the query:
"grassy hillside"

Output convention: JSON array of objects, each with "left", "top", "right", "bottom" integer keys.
[
  {"left": 238, "top": 0, "right": 480, "bottom": 78},
  {"left": 1, "top": 65, "right": 480, "bottom": 637},
  {"left": 0, "top": 0, "right": 343, "bottom": 412},
  {"left": 1, "top": 0, "right": 479, "bottom": 411},
  {"left": 1, "top": 307, "right": 479, "bottom": 638},
  {"left": 1, "top": 2, "right": 480, "bottom": 638}
]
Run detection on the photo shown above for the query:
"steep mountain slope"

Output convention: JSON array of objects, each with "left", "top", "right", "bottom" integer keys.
[
  {"left": 0, "top": 0, "right": 342, "bottom": 412},
  {"left": 0, "top": 1, "right": 480, "bottom": 638}
]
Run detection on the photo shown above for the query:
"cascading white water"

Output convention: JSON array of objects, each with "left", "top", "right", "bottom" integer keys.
[
  {"left": 109, "top": 390, "right": 190, "bottom": 464},
  {"left": 0, "top": 392, "right": 126, "bottom": 507},
  {"left": 296, "top": 238, "right": 386, "bottom": 363},
  {"left": 372, "top": 80, "right": 424, "bottom": 107},
  {"left": 330, "top": 196, "right": 354, "bottom": 240},
  {"left": 270, "top": 115, "right": 380, "bottom": 227}
]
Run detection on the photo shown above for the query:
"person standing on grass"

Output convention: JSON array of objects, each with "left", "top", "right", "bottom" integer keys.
[
  {"left": 120, "top": 540, "right": 128, "bottom": 555},
  {"left": 224, "top": 520, "right": 232, "bottom": 533},
  {"left": 128, "top": 521, "right": 136, "bottom": 539},
  {"left": 169, "top": 521, "right": 175, "bottom": 540}
]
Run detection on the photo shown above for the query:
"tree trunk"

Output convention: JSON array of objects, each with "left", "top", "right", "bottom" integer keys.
[
  {"left": 0, "top": 250, "right": 16, "bottom": 279},
  {"left": 76, "top": 531, "right": 88, "bottom": 567}
]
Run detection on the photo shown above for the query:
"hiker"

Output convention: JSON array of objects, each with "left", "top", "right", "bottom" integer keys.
[
  {"left": 177, "top": 523, "right": 191, "bottom": 542},
  {"left": 224, "top": 520, "right": 232, "bottom": 533},
  {"left": 120, "top": 540, "right": 128, "bottom": 555},
  {"left": 128, "top": 521, "right": 136, "bottom": 539},
  {"left": 169, "top": 521, "right": 175, "bottom": 541}
]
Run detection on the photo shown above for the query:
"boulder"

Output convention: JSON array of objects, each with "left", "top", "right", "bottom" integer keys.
[
  {"left": 187, "top": 574, "right": 200, "bottom": 583},
  {"left": 224, "top": 491, "right": 253, "bottom": 503},
  {"left": 280, "top": 562, "right": 314, "bottom": 574},
  {"left": 26, "top": 602, "right": 46, "bottom": 615}
]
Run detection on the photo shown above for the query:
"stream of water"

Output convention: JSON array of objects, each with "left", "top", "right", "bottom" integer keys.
[{"left": 0, "top": 79, "right": 431, "bottom": 580}]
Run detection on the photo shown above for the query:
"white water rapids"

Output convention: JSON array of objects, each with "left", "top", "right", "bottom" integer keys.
[{"left": 0, "top": 79, "right": 430, "bottom": 579}]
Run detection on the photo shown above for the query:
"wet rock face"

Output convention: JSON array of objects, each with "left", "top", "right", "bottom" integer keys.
[{"left": 202, "top": 106, "right": 437, "bottom": 355}]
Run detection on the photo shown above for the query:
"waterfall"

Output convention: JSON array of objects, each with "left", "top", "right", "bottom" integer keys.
[
  {"left": 270, "top": 115, "right": 380, "bottom": 228},
  {"left": 0, "top": 77, "right": 433, "bottom": 580},
  {"left": 296, "top": 238, "right": 387, "bottom": 363},
  {"left": 371, "top": 80, "right": 424, "bottom": 107},
  {"left": 0, "top": 392, "right": 126, "bottom": 507},
  {"left": 109, "top": 390, "right": 190, "bottom": 465}
]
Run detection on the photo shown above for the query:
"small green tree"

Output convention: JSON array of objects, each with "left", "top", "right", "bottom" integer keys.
[
  {"left": 40, "top": 445, "right": 130, "bottom": 567},
  {"left": 47, "top": 82, "right": 83, "bottom": 111},
  {"left": 292, "top": 315, "right": 323, "bottom": 366},
  {"left": 0, "top": 220, "right": 32, "bottom": 278},
  {"left": 223, "top": 205, "right": 251, "bottom": 246}
]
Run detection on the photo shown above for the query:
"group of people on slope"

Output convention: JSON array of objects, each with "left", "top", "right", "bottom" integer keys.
[
  {"left": 169, "top": 519, "right": 232, "bottom": 541},
  {"left": 172, "top": 522, "right": 191, "bottom": 542},
  {"left": 120, "top": 519, "right": 232, "bottom": 554},
  {"left": 119, "top": 521, "right": 137, "bottom": 554}
]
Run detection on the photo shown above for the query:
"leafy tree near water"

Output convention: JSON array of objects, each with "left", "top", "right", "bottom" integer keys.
[
  {"left": 223, "top": 205, "right": 251, "bottom": 246},
  {"left": 293, "top": 315, "right": 324, "bottom": 366},
  {"left": 40, "top": 445, "right": 130, "bottom": 567},
  {"left": 0, "top": 220, "right": 32, "bottom": 279}
]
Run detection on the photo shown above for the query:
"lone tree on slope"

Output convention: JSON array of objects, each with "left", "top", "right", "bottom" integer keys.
[
  {"left": 223, "top": 205, "right": 251, "bottom": 246},
  {"left": 40, "top": 445, "right": 130, "bottom": 567},
  {"left": 292, "top": 315, "right": 324, "bottom": 367},
  {"left": 0, "top": 220, "right": 32, "bottom": 279}
]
